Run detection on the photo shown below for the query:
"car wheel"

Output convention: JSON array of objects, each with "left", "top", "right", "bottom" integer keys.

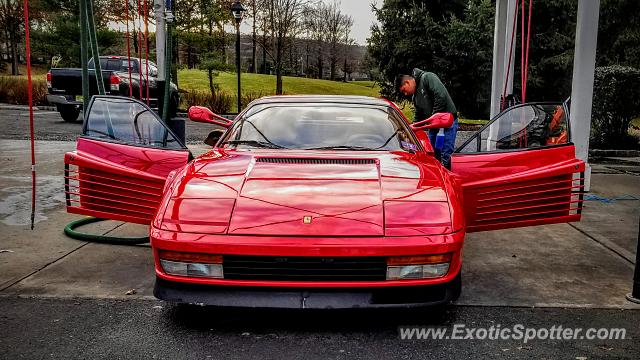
[{"left": 57, "top": 105, "right": 80, "bottom": 123}]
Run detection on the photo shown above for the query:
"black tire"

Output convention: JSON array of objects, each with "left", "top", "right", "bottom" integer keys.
[{"left": 57, "top": 105, "right": 80, "bottom": 123}]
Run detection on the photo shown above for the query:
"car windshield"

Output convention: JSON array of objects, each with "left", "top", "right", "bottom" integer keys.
[{"left": 220, "top": 103, "right": 418, "bottom": 152}]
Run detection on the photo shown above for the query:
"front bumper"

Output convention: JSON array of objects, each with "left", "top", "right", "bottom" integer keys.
[
  {"left": 151, "top": 229, "right": 464, "bottom": 287},
  {"left": 154, "top": 274, "right": 461, "bottom": 309}
]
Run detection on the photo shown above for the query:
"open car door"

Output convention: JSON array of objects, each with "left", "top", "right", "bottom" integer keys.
[
  {"left": 65, "top": 96, "right": 191, "bottom": 224},
  {"left": 451, "top": 102, "right": 584, "bottom": 232}
]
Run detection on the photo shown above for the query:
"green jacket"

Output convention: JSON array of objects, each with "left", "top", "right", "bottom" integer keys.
[{"left": 412, "top": 68, "right": 457, "bottom": 122}]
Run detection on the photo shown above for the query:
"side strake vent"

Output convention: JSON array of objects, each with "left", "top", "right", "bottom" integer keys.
[{"left": 256, "top": 157, "right": 375, "bottom": 165}]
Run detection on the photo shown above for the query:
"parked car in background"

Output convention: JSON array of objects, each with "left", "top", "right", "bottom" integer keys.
[{"left": 46, "top": 56, "right": 179, "bottom": 122}]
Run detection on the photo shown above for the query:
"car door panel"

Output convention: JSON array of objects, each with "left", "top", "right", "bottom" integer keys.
[
  {"left": 452, "top": 103, "right": 584, "bottom": 232},
  {"left": 64, "top": 96, "right": 190, "bottom": 225}
]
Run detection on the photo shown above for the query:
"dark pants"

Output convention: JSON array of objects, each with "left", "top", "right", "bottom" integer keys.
[{"left": 428, "top": 116, "right": 458, "bottom": 170}]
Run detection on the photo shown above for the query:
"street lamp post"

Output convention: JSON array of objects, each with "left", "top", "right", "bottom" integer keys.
[{"left": 231, "top": 1, "right": 246, "bottom": 113}]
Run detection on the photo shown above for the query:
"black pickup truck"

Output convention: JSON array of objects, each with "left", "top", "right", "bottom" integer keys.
[{"left": 47, "top": 56, "right": 179, "bottom": 122}]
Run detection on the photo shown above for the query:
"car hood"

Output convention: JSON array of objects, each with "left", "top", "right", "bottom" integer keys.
[{"left": 161, "top": 149, "right": 449, "bottom": 236}]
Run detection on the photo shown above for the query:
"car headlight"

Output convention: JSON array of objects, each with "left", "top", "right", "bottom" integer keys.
[
  {"left": 386, "top": 254, "right": 451, "bottom": 280},
  {"left": 158, "top": 250, "right": 223, "bottom": 278}
]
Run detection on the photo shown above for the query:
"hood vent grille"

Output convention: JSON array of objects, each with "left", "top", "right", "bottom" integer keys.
[{"left": 257, "top": 157, "right": 375, "bottom": 165}]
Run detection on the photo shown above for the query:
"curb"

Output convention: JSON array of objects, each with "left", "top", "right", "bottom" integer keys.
[{"left": 589, "top": 149, "right": 640, "bottom": 157}]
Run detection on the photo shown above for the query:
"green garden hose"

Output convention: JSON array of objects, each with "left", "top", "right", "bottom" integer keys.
[{"left": 64, "top": 217, "right": 149, "bottom": 245}]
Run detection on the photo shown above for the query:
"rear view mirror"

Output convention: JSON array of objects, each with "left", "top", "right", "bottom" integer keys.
[
  {"left": 410, "top": 113, "right": 454, "bottom": 131},
  {"left": 188, "top": 106, "right": 233, "bottom": 128}
]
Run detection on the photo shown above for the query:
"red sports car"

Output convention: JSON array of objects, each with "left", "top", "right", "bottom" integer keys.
[{"left": 65, "top": 95, "right": 584, "bottom": 308}]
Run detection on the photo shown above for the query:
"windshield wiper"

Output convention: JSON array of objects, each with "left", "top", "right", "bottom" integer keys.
[
  {"left": 305, "top": 145, "right": 375, "bottom": 151},
  {"left": 223, "top": 140, "right": 286, "bottom": 149}
]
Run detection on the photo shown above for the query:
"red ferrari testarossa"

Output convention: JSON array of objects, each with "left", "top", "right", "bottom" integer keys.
[{"left": 64, "top": 95, "right": 583, "bottom": 308}]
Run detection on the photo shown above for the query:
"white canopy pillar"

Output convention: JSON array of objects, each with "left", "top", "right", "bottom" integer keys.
[
  {"left": 154, "top": 0, "right": 166, "bottom": 81},
  {"left": 488, "top": 0, "right": 516, "bottom": 150},
  {"left": 569, "top": 0, "right": 600, "bottom": 191},
  {"left": 489, "top": 0, "right": 508, "bottom": 119},
  {"left": 502, "top": 0, "right": 517, "bottom": 98},
  {"left": 489, "top": 0, "right": 517, "bottom": 119}
]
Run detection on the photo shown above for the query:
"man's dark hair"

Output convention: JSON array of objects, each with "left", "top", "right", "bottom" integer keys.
[{"left": 395, "top": 74, "right": 413, "bottom": 90}]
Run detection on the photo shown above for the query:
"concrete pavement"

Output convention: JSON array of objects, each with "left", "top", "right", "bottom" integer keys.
[{"left": 0, "top": 139, "right": 638, "bottom": 309}]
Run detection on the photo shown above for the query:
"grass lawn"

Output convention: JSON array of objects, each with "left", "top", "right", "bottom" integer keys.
[{"left": 178, "top": 70, "right": 381, "bottom": 98}]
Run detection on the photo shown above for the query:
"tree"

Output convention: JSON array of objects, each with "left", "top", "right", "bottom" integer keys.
[
  {"left": 0, "top": 0, "right": 23, "bottom": 75},
  {"left": 596, "top": 0, "right": 640, "bottom": 68},
  {"left": 368, "top": 0, "right": 463, "bottom": 100},
  {"left": 303, "top": 1, "right": 327, "bottom": 79},
  {"left": 262, "top": 0, "right": 306, "bottom": 94},
  {"left": 201, "top": 0, "right": 232, "bottom": 95},
  {"left": 591, "top": 66, "right": 640, "bottom": 149},
  {"left": 12, "top": 0, "right": 121, "bottom": 68},
  {"left": 323, "top": 1, "right": 352, "bottom": 80},
  {"left": 442, "top": 0, "right": 494, "bottom": 117}
]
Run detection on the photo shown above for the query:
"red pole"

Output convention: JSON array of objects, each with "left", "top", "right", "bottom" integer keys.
[
  {"left": 144, "top": 0, "right": 150, "bottom": 105},
  {"left": 125, "top": 0, "right": 133, "bottom": 97},
  {"left": 523, "top": 0, "right": 533, "bottom": 102},
  {"left": 137, "top": 0, "right": 143, "bottom": 100},
  {"left": 521, "top": 0, "right": 525, "bottom": 102},
  {"left": 23, "top": 0, "right": 36, "bottom": 229}
]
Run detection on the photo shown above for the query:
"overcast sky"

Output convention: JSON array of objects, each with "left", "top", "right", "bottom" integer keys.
[{"left": 337, "top": 0, "right": 380, "bottom": 45}]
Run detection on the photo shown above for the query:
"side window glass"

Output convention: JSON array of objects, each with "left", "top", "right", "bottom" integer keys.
[
  {"left": 459, "top": 104, "right": 569, "bottom": 153},
  {"left": 84, "top": 97, "right": 184, "bottom": 150}
]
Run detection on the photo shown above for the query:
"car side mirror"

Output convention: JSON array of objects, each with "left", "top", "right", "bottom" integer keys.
[
  {"left": 204, "top": 129, "right": 225, "bottom": 147},
  {"left": 188, "top": 106, "right": 233, "bottom": 128},
  {"left": 410, "top": 113, "right": 454, "bottom": 131}
]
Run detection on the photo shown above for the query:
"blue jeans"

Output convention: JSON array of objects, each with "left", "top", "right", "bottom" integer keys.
[{"left": 428, "top": 116, "right": 458, "bottom": 170}]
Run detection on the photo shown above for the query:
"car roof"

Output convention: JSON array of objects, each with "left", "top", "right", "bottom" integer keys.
[{"left": 250, "top": 95, "right": 391, "bottom": 107}]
